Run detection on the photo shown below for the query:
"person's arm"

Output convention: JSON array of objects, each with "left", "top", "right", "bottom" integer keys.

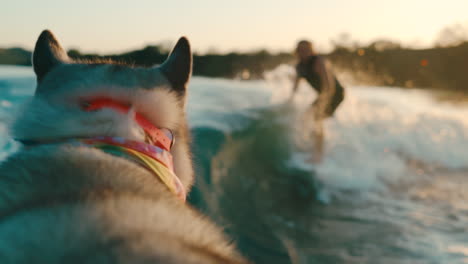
[
  {"left": 313, "top": 57, "right": 335, "bottom": 117},
  {"left": 291, "top": 75, "right": 300, "bottom": 97}
]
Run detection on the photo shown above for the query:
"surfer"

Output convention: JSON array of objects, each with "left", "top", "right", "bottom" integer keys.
[{"left": 290, "top": 40, "right": 345, "bottom": 162}]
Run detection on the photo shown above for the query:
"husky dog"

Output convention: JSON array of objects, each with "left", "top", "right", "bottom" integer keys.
[{"left": 0, "top": 30, "right": 247, "bottom": 264}]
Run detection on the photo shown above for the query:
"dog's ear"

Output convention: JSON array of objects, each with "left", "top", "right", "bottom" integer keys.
[
  {"left": 159, "top": 37, "right": 192, "bottom": 95},
  {"left": 33, "top": 30, "right": 69, "bottom": 82}
]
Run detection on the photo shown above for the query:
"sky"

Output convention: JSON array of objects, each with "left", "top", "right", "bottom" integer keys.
[{"left": 1, "top": 0, "right": 468, "bottom": 54}]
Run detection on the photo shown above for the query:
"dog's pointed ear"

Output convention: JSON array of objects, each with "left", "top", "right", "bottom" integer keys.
[
  {"left": 33, "top": 30, "right": 69, "bottom": 82},
  {"left": 159, "top": 37, "right": 192, "bottom": 94}
]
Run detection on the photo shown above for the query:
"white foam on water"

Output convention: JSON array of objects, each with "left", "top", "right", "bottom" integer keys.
[{"left": 187, "top": 76, "right": 273, "bottom": 130}]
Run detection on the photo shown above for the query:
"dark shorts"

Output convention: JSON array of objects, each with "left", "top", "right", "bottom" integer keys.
[{"left": 313, "top": 88, "right": 345, "bottom": 118}]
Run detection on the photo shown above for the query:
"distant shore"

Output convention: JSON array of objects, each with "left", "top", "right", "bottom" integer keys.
[{"left": 1, "top": 41, "right": 467, "bottom": 93}]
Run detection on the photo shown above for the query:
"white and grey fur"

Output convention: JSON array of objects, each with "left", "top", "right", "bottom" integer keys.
[{"left": 0, "top": 30, "right": 247, "bottom": 264}]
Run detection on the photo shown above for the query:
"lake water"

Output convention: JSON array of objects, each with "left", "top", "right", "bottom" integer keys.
[{"left": 1, "top": 65, "right": 467, "bottom": 263}]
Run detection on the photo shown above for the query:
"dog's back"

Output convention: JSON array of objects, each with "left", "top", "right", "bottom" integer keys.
[{"left": 0, "top": 30, "right": 247, "bottom": 264}]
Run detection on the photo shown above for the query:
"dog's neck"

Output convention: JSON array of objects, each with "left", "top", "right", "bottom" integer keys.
[{"left": 80, "top": 136, "right": 186, "bottom": 201}]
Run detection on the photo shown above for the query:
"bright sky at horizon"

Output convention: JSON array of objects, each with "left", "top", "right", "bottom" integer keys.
[{"left": 1, "top": 0, "right": 467, "bottom": 54}]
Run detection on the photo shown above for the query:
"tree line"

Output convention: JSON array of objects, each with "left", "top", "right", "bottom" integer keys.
[
  {"left": 327, "top": 40, "right": 468, "bottom": 92},
  {"left": 0, "top": 32, "right": 467, "bottom": 92}
]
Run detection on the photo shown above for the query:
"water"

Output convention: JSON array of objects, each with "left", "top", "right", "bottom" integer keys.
[{"left": 1, "top": 65, "right": 468, "bottom": 263}]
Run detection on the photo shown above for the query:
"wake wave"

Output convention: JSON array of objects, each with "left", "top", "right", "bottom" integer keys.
[{"left": 190, "top": 65, "right": 468, "bottom": 202}]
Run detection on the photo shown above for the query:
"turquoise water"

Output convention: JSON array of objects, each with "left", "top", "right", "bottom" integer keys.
[{"left": 1, "top": 65, "right": 468, "bottom": 263}]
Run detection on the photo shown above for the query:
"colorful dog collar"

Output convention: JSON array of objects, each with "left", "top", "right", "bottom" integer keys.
[{"left": 82, "top": 136, "right": 186, "bottom": 202}]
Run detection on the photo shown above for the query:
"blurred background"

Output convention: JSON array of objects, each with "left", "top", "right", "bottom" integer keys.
[
  {"left": 1, "top": 1, "right": 468, "bottom": 263},
  {"left": 2, "top": 0, "right": 468, "bottom": 93}
]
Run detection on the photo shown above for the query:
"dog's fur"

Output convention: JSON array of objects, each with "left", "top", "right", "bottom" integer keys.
[{"left": 0, "top": 30, "right": 247, "bottom": 264}]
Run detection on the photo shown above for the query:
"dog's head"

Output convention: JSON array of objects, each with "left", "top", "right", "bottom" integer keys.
[{"left": 11, "top": 30, "right": 194, "bottom": 188}]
